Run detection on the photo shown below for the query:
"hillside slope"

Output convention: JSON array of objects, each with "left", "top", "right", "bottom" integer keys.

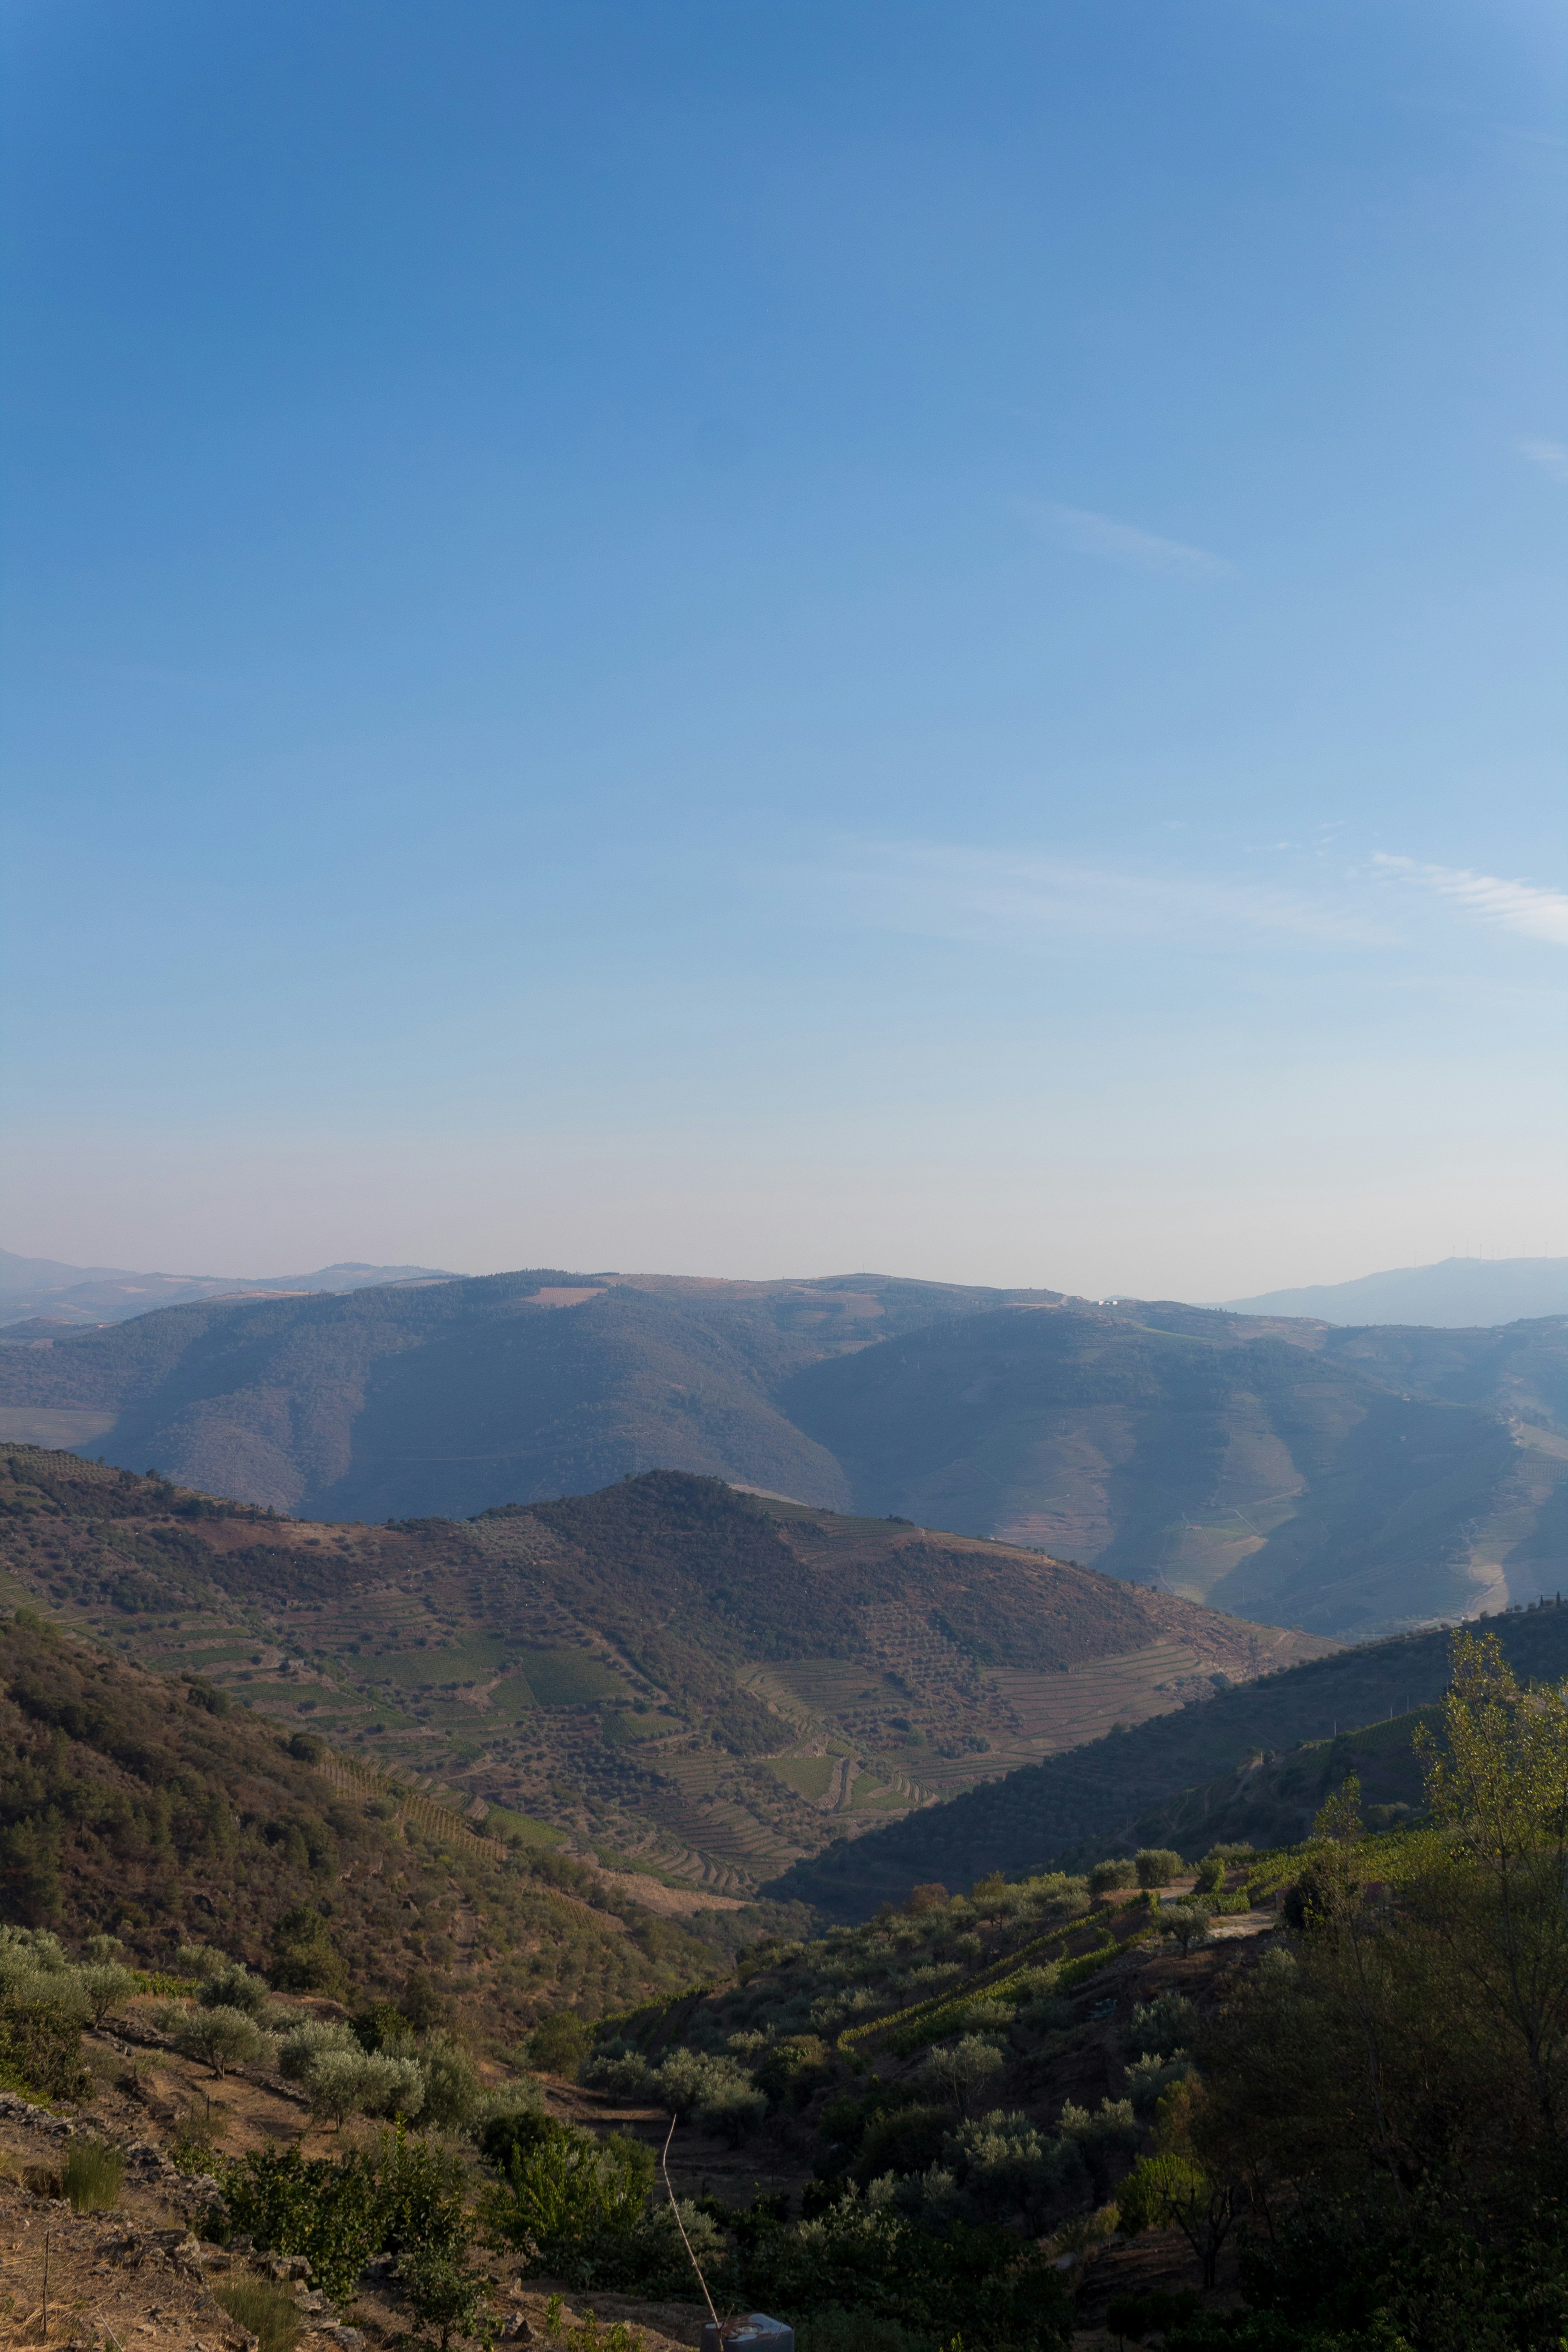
[
  {"left": 0, "top": 1269, "right": 1050, "bottom": 1517},
  {"left": 2, "top": 1273, "right": 1564, "bottom": 1637},
  {"left": 0, "top": 1451, "right": 1327, "bottom": 1898},
  {"left": 1222, "top": 1252, "right": 1568, "bottom": 1326},
  {"left": 765, "top": 1599, "right": 1568, "bottom": 1919},
  {"left": 0, "top": 1607, "right": 719, "bottom": 2040},
  {"left": 783, "top": 1300, "right": 1567, "bottom": 1632}
]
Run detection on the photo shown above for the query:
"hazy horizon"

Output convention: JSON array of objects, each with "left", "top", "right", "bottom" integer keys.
[
  {"left": 5, "top": 2, "right": 1563, "bottom": 1294},
  {"left": 4, "top": 1238, "right": 1567, "bottom": 1318}
]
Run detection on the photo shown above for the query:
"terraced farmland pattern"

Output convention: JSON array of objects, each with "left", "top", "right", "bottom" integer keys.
[{"left": 0, "top": 1450, "right": 1333, "bottom": 1899}]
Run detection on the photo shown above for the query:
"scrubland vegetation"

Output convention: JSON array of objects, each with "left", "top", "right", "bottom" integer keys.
[
  {"left": 2, "top": 1530, "right": 1566, "bottom": 2351},
  {"left": 501, "top": 1629, "right": 1568, "bottom": 2352}
]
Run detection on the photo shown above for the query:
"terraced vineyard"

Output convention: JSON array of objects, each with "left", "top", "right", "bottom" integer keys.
[{"left": 0, "top": 1450, "right": 1333, "bottom": 1898}]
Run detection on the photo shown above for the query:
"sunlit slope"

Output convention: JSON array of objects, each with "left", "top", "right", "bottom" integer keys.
[
  {"left": 0, "top": 1607, "right": 710, "bottom": 2038},
  {"left": 0, "top": 1451, "right": 1327, "bottom": 1900}
]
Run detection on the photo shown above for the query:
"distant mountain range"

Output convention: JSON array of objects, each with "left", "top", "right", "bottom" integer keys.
[
  {"left": 1220, "top": 1254, "right": 1568, "bottom": 1328},
  {"left": 1, "top": 1267, "right": 1564, "bottom": 1640},
  {"left": 0, "top": 1249, "right": 458, "bottom": 1327}
]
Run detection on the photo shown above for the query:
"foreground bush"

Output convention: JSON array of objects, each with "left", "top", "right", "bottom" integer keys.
[
  {"left": 478, "top": 2116, "right": 1071, "bottom": 2346},
  {"left": 219, "top": 2131, "right": 468, "bottom": 2309},
  {"left": 0, "top": 1929, "right": 91, "bottom": 2099},
  {"left": 1169, "top": 1634, "right": 1568, "bottom": 2346},
  {"left": 479, "top": 2117, "right": 717, "bottom": 2291},
  {"left": 739, "top": 2188, "right": 1073, "bottom": 2350}
]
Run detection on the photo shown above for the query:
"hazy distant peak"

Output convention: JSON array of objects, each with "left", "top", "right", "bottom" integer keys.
[
  {"left": 1218, "top": 1255, "right": 1568, "bottom": 1329},
  {"left": 0, "top": 1248, "right": 136, "bottom": 1294},
  {"left": 0, "top": 1253, "right": 460, "bottom": 1328}
]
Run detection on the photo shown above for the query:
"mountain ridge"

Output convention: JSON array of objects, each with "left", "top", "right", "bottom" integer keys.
[
  {"left": 1220, "top": 1253, "right": 1568, "bottom": 1327},
  {"left": 0, "top": 1449, "right": 1330, "bottom": 1900},
  {"left": 1, "top": 1270, "right": 1564, "bottom": 1640},
  {"left": 0, "top": 1252, "right": 460, "bottom": 1328}
]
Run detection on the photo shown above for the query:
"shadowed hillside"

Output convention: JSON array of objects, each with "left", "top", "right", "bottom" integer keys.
[
  {"left": 764, "top": 1599, "right": 1568, "bottom": 1919},
  {"left": 0, "top": 1269, "right": 1052, "bottom": 1518},
  {"left": 2, "top": 1274, "right": 1564, "bottom": 1637}
]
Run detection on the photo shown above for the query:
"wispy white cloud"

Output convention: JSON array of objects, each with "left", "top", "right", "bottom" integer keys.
[
  {"left": 1519, "top": 438, "right": 1568, "bottom": 485},
  {"left": 1021, "top": 501, "right": 1235, "bottom": 581},
  {"left": 810, "top": 841, "right": 1386, "bottom": 951},
  {"left": 1375, "top": 854, "right": 1568, "bottom": 947}
]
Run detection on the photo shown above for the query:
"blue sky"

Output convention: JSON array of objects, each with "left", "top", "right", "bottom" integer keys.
[{"left": 3, "top": 0, "right": 1564, "bottom": 1297}]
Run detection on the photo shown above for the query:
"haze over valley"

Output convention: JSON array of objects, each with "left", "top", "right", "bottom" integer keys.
[
  {"left": 4, "top": 1256, "right": 1564, "bottom": 1641},
  {"left": 5, "top": 7, "right": 1567, "bottom": 2340}
]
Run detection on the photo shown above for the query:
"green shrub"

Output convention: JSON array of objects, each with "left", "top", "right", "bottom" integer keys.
[
  {"left": 353, "top": 2000, "right": 414, "bottom": 2053},
  {"left": 1125, "top": 2049, "right": 1192, "bottom": 2117},
  {"left": 171, "top": 2004, "right": 266, "bottom": 2077},
  {"left": 481, "top": 2120, "right": 653, "bottom": 2268},
  {"left": 1117, "top": 2152, "right": 1241, "bottom": 2288},
  {"left": 220, "top": 2132, "right": 468, "bottom": 2311},
  {"left": 479, "top": 2123, "right": 732, "bottom": 2298},
  {"left": 211, "top": 2277, "right": 302, "bottom": 2352},
  {"left": 795, "top": 2310, "right": 932, "bottom": 2352},
  {"left": 613, "top": 2196, "right": 726, "bottom": 2297},
  {"left": 270, "top": 1904, "right": 350, "bottom": 1998},
  {"left": 198, "top": 1962, "right": 272, "bottom": 2016},
  {"left": 371, "top": 2130, "right": 471, "bottom": 2259},
  {"left": 1017, "top": 1991, "right": 1073, "bottom": 2033},
  {"left": 1134, "top": 1848, "right": 1183, "bottom": 1890},
  {"left": 174, "top": 1944, "right": 225, "bottom": 1980},
  {"left": 527, "top": 2009, "right": 590, "bottom": 2080},
  {"left": 1123, "top": 1993, "right": 1195, "bottom": 2058},
  {"left": 919, "top": 2035, "right": 1006, "bottom": 2117},
  {"left": 62, "top": 2139, "right": 123, "bottom": 2212},
  {"left": 396, "top": 2244, "right": 493, "bottom": 2351},
  {"left": 1088, "top": 1858, "right": 1137, "bottom": 1895},
  {"left": 476, "top": 2106, "right": 558, "bottom": 2173},
  {"left": 751, "top": 2034, "right": 829, "bottom": 2111},
  {"left": 309, "top": 2047, "right": 425, "bottom": 2127},
  {"left": 1192, "top": 1857, "right": 1225, "bottom": 1895},
  {"left": 740, "top": 2191, "right": 1073, "bottom": 2349},
  {"left": 852, "top": 2102, "right": 951, "bottom": 2185},
  {"left": 559, "top": 2316, "right": 648, "bottom": 2352},
  {"left": 1056, "top": 2098, "right": 1140, "bottom": 2195},
  {"left": 416, "top": 2030, "right": 480, "bottom": 2129},
  {"left": 948, "top": 2108, "right": 1086, "bottom": 2227},
  {"left": 0, "top": 1983, "right": 89, "bottom": 2099},
  {"left": 78, "top": 1964, "right": 137, "bottom": 2025},
  {"left": 1055, "top": 1936, "right": 1120, "bottom": 1990},
  {"left": 1160, "top": 1902, "right": 1212, "bottom": 1955}
]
